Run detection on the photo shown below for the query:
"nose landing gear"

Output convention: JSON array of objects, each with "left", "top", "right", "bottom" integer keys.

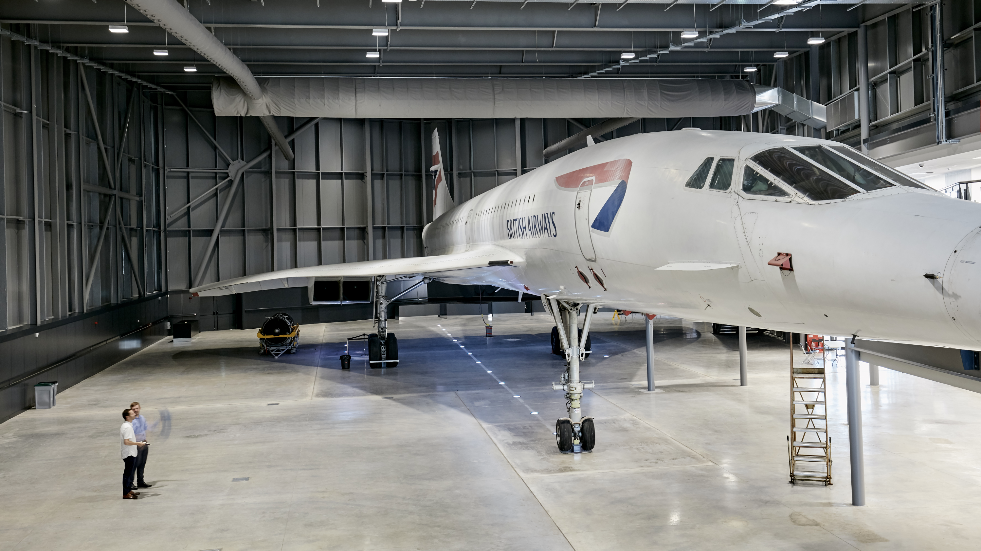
[
  {"left": 544, "top": 297, "right": 598, "bottom": 453},
  {"left": 365, "top": 276, "right": 429, "bottom": 368}
]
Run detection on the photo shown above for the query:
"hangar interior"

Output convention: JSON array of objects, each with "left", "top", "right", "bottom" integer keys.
[{"left": 4, "top": 0, "right": 981, "bottom": 549}]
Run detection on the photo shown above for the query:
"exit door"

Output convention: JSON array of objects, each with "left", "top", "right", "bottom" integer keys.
[{"left": 575, "top": 177, "right": 596, "bottom": 261}]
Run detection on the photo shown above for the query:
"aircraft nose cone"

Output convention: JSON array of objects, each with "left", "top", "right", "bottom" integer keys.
[{"left": 943, "top": 228, "right": 981, "bottom": 347}]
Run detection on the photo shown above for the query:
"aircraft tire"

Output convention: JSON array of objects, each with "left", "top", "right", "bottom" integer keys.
[
  {"left": 711, "top": 323, "right": 720, "bottom": 335},
  {"left": 556, "top": 418, "right": 574, "bottom": 452},
  {"left": 386, "top": 333, "right": 398, "bottom": 367},
  {"left": 580, "top": 418, "right": 596, "bottom": 451},
  {"left": 550, "top": 326, "right": 562, "bottom": 356},
  {"left": 368, "top": 334, "right": 382, "bottom": 367}
]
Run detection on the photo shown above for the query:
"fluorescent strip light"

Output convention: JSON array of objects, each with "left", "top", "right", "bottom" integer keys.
[
  {"left": 774, "top": 51, "right": 789, "bottom": 58},
  {"left": 680, "top": 30, "right": 698, "bottom": 39},
  {"left": 620, "top": 52, "right": 636, "bottom": 60},
  {"left": 774, "top": 0, "right": 800, "bottom": 4},
  {"left": 109, "top": 25, "right": 129, "bottom": 33},
  {"left": 807, "top": 37, "right": 826, "bottom": 45},
  {"left": 372, "top": 29, "right": 389, "bottom": 36},
  {"left": 183, "top": 66, "right": 197, "bottom": 72},
  {"left": 153, "top": 49, "right": 169, "bottom": 56},
  {"left": 382, "top": 0, "right": 402, "bottom": 2},
  {"left": 366, "top": 51, "right": 380, "bottom": 58},
  {"left": 743, "top": 66, "right": 758, "bottom": 72}
]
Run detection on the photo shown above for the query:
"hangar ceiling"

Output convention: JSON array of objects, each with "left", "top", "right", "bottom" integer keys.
[{"left": 3, "top": 0, "right": 923, "bottom": 88}]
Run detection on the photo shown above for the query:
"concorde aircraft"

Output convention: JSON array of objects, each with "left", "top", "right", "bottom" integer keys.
[{"left": 192, "top": 127, "right": 981, "bottom": 452}]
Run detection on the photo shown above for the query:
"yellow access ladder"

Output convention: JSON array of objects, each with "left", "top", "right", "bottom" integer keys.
[{"left": 789, "top": 339, "right": 832, "bottom": 485}]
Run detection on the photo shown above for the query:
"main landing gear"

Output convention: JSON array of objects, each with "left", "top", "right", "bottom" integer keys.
[
  {"left": 365, "top": 276, "right": 429, "bottom": 368},
  {"left": 543, "top": 297, "right": 598, "bottom": 453}
]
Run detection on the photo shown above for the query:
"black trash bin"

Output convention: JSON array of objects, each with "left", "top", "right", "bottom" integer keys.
[{"left": 340, "top": 354, "right": 351, "bottom": 370}]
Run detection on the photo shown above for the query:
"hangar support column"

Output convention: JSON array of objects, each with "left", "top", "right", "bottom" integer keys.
[
  {"left": 739, "top": 326, "right": 748, "bottom": 386},
  {"left": 845, "top": 337, "right": 866, "bottom": 506},
  {"left": 646, "top": 315, "right": 655, "bottom": 392},
  {"left": 858, "top": 25, "right": 871, "bottom": 154}
]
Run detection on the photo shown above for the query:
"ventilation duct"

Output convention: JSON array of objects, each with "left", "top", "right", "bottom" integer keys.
[
  {"left": 753, "top": 86, "right": 827, "bottom": 129},
  {"left": 125, "top": 0, "right": 294, "bottom": 160},
  {"left": 211, "top": 77, "right": 758, "bottom": 119}
]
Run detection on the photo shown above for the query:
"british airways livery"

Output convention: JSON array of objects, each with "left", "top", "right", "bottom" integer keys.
[{"left": 192, "top": 127, "right": 981, "bottom": 452}]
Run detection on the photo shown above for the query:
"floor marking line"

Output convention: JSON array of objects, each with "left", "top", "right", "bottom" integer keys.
[
  {"left": 310, "top": 324, "right": 328, "bottom": 401},
  {"left": 452, "top": 391, "right": 576, "bottom": 551}
]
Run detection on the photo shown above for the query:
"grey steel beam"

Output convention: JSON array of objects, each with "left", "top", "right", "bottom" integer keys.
[
  {"left": 171, "top": 96, "right": 234, "bottom": 166},
  {"left": 366, "top": 119, "right": 374, "bottom": 261},
  {"left": 931, "top": 2, "right": 951, "bottom": 145},
  {"left": 30, "top": 42, "right": 43, "bottom": 324},
  {"left": 78, "top": 67, "right": 145, "bottom": 302},
  {"left": 189, "top": 117, "right": 320, "bottom": 288},
  {"left": 0, "top": 34, "right": 6, "bottom": 330},
  {"left": 858, "top": 24, "right": 870, "bottom": 153}
]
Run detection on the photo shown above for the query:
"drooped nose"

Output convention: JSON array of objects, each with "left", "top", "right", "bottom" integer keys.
[{"left": 943, "top": 227, "right": 981, "bottom": 348}]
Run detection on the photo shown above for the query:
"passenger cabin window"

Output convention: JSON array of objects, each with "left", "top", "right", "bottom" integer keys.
[
  {"left": 709, "top": 158, "right": 735, "bottom": 191},
  {"left": 742, "top": 166, "right": 789, "bottom": 197},
  {"left": 793, "top": 146, "right": 893, "bottom": 192},
  {"left": 829, "top": 146, "right": 931, "bottom": 189},
  {"left": 685, "top": 158, "right": 714, "bottom": 189},
  {"left": 751, "top": 148, "right": 860, "bottom": 201}
]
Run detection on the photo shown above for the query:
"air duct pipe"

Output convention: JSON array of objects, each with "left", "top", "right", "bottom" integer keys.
[{"left": 125, "top": 0, "right": 294, "bottom": 161}]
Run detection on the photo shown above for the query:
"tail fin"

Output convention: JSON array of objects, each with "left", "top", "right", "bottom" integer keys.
[{"left": 431, "top": 128, "right": 454, "bottom": 220}]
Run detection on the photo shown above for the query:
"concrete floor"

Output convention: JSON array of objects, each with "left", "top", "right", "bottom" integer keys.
[{"left": 2, "top": 313, "right": 981, "bottom": 550}]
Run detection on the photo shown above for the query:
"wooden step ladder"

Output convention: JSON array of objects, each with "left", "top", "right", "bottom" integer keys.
[{"left": 789, "top": 337, "right": 832, "bottom": 485}]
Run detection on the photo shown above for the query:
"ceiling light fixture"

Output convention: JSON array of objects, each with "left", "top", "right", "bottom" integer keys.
[
  {"left": 381, "top": 0, "right": 402, "bottom": 3},
  {"left": 372, "top": 29, "right": 389, "bottom": 36},
  {"left": 366, "top": 51, "right": 380, "bottom": 58},
  {"left": 681, "top": 30, "right": 698, "bottom": 39},
  {"left": 109, "top": 25, "right": 129, "bottom": 33},
  {"left": 774, "top": 0, "right": 801, "bottom": 4},
  {"left": 621, "top": 52, "right": 636, "bottom": 60},
  {"left": 743, "top": 66, "right": 758, "bottom": 72},
  {"left": 774, "top": 51, "right": 789, "bottom": 58},
  {"left": 153, "top": 49, "right": 169, "bottom": 56},
  {"left": 183, "top": 66, "right": 197, "bottom": 72},
  {"left": 807, "top": 37, "right": 826, "bottom": 45}
]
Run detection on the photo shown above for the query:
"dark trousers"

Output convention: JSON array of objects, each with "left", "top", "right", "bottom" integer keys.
[
  {"left": 122, "top": 456, "right": 136, "bottom": 496},
  {"left": 135, "top": 443, "right": 149, "bottom": 484}
]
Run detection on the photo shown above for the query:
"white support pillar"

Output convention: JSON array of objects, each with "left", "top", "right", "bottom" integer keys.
[
  {"left": 844, "top": 338, "right": 866, "bottom": 506},
  {"left": 869, "top": 362, "right": 880, "bottom": 386},
  {"left": 646, "top": 316, "right": 655, "bottom": 392},
  {"left": 739, "top": 326, "right": 748, "bottom": 386}
]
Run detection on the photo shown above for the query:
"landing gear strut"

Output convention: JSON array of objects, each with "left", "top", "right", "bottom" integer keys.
[
  {"left": 366, "top": 276, "right": 430, "bottom": 368},
  {"left": 544, "top": 296, "right": 597, "bottom": 453}
]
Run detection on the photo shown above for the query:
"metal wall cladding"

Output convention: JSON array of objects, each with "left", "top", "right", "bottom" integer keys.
[{"left": 0, "top": 295, "right": 169, "bottom": 424}]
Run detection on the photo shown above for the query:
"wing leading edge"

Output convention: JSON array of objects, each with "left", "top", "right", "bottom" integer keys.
[{"left": 189, "top": 245, "right": 523, "bottom": 297}]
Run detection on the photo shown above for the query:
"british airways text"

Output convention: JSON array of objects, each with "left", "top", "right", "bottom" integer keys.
[{"left": 506, "top": 212, "right": 557, "bottom": 240}]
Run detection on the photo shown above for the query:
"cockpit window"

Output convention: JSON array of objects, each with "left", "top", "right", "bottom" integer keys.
[
  {"left": 742, "top": 166, "right": 789, "bottom": 197},
  {"left": 828, "top": 146, "right": 931, "bottom": 189},
  {"left": 751, "top": 148, "right": 860, "bottom": 201},
  {"left": 685, "top": 158, "right": 714, "bottom": 189},
  {"left": 793, "top": 146, "right": 894, "bottom": 192},
  {"left": 709, "top": 158, "right": 735, "bottom": 191}
]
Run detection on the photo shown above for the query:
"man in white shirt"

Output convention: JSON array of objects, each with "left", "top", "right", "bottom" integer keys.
[{"left": 120, "top": 408, "right": 145, "bottom": 500}]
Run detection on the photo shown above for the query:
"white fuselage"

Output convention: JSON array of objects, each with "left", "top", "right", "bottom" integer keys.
[{"left": 421, "top": 130, "right": 981, "bottom": 351}]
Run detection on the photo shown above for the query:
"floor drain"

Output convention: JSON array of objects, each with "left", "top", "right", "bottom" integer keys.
[
  {"left": 383, "top": 396, "right": 394, "bottom": 399},
  {"left": 267, "top": 403, "right": 279, "bottom": 406},
  {"left": 232, "top": 477, "right": 249, "bottom": 482}
]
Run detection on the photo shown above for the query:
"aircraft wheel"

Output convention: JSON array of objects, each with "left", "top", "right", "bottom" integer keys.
[
  {"left": 550, "top": 326, "right": 562, "bottom": 355},
  {"left": 711, "top": 323, "right": 720, "bottom": 335},
  {"left": 556, "top": 418, "right": 574, "bottom": 453},
  {"left": 580, "top": 418, "right": 596, "bottom": 451},
  {"left": 385, "top": 333, "right": 399, "bottom": 367},
  {"left": 368, "top": 334, "right": 382, "bottom": 367}
]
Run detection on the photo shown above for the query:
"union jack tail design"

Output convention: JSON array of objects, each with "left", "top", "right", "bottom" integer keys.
[{"left": 431, "top": 128, "right": 454, "bottom": 220}]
